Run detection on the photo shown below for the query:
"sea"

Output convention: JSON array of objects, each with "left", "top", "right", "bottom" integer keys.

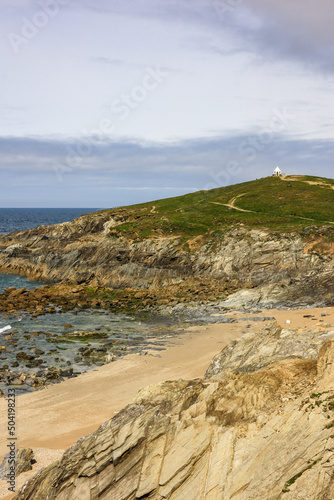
[
  {"left": 0, "top": 207, "right": 99, "bottom": 236},
  {"left": 0, "top": 208, "right": 179, "bottom": 393}
]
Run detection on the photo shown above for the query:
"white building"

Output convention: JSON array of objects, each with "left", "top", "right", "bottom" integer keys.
[{"left": 273, "top": 166, "right": 282, "bottom": 176}]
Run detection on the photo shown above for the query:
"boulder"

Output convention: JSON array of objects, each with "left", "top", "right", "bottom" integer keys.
[
  {"left": 205, "top": 320, "right": 334, "bottom": 378},
  {"left": 0, "top": 448, "right": 35, "bottom": 480}
]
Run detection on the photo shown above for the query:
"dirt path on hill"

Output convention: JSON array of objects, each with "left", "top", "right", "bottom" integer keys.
[
  {"left": 280, "top": 175, "right": 334, "bottom": 190},
  {"left": 210, "top": 193, "right": 255, "bottom": 213},
  {"left": 209, "top": 181, "right": 334, "bottom": 225},
  {"left": 278, "top": 176, "right": 334, "bottom": 224}
]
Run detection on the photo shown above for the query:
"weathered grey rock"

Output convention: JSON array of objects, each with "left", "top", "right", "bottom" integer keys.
[
  {"left": 205, "top": 320, "right": 334, "bottom": 377},
  {"left": 12, "top": 324, "right": 334, "bottom": 499},
  {"left": 0, "top": 215, "right": 333, "bottom": 306},
  {"left": 0, "top": 448, "right": 34, "bottom": 480}
]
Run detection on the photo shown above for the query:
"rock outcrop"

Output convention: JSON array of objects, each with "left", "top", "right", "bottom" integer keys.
[
  {"left": 0, "top": 449, "right": 35, "bottom": 480},
  {"left": 13, "top": 322, "right": 334, "bottom": 499},
  {"left": 205, "top": 320, "right": 334, "bottom": 377},
  {"left": 0, "top": 211, "right": 333, "bottom": 307}
]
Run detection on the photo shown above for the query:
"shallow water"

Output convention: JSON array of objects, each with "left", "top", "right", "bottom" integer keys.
[
  {"left": 0, "top": 308, "right": 182, "bottom": 394},
  {"left": 0, "top": 271, "right": 183, "bottom": 394},
  {"left": 0, "top": 273, "right": 44, "bottom": 294}
]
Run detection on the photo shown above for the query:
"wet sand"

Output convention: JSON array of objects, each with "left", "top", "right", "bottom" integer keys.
[{"left": 0, "top": 306, "right": 333, "bottom": 499}]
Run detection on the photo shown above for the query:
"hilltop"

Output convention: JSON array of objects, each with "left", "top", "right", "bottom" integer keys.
[
  {"left": 0, "top": 175, "right": 333, "bottom": 313},
  {"left": 99, "top": 175, "right": 334, "bottom": 243}
]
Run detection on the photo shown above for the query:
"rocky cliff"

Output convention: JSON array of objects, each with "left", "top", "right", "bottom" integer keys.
[
  {"left": 1, "top": 176, "right": 334, "bottom": 308},
  {"left": 13, "top": 321, "right": 334, "bottom": 499},
  {"left": 0, "top": 210, "right": 333, "bottom": 308}
]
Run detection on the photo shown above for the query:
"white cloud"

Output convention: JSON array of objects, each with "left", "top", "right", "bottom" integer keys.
[{"left": 0, "top": 0, "right": 333, "bottom": 206}]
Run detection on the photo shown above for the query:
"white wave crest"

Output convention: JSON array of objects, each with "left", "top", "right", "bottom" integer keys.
[{"left": 0, "top": 325, "right": 12, "bottom": 334}]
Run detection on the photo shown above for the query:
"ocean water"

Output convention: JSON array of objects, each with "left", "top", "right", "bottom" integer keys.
[{"left": 0, "top": 207, "right": 99, "bottom": 234}]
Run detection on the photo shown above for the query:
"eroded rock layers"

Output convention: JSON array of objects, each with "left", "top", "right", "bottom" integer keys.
[
  {"left": 0, "top": 211, "right": 333, "bottom": 308},
  {"left": 14, "top": 322, "right": 334, "bottom": 499}
]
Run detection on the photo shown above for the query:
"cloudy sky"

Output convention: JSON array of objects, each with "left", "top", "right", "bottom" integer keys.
[{"left": 1, "top": 0, "right": 333, "bottom": 207}]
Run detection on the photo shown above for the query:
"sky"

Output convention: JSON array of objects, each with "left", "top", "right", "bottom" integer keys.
[{"left": 1, "top": 0, "right": 333, "bottom": 207}]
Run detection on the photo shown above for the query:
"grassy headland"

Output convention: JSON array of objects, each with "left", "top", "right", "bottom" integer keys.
[
  {"left": 0, "top": 175, "right": 333, "bottom": 315},
  {"left": 98, "top": 175, "right": 334, "bottom": 245}
]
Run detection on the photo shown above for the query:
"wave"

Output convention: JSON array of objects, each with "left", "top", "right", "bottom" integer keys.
[{"left": 0, "top": 325, "right": 12, "bottom": 334}]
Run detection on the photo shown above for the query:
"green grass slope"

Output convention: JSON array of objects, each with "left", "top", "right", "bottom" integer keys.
[{"left": 100, "top": 175, "right": 334, "bottom": 243}]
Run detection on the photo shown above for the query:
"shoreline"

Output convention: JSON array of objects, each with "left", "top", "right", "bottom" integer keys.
[{"left": 0, "top": 306, "right": 333, "bottom": 499}]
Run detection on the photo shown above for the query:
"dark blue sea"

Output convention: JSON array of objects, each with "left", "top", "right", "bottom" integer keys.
[{"left": 0, "top": 208, "right": 99, "bottom": 235}]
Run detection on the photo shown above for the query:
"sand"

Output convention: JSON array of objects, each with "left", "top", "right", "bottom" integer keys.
[{"left": 0, "top": 306, "right": 333, "bottom": 499}]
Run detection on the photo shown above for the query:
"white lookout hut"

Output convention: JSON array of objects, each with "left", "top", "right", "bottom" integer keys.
[{"left": 273, "top": 166, "right": 282, "bottom": 177}]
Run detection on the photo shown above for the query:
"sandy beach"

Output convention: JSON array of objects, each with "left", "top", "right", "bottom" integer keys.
[{"left": 0, "top": 306, "right": 333, "bottom": 499}]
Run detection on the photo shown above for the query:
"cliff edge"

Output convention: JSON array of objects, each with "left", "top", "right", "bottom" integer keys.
[{"left": 0, "top": 176, "right": 333, "bottom": 310}]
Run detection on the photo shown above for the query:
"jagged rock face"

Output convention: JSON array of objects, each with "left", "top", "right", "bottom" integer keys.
[
  {"left": 14, "top": 324, "right": 334, "bottom": 499},
  {"left": 205, "top": 321, "right": 334, "bottom": 377},
  {"left": 0, "top": 214, "right": 194, "bottom": 288},
  {"left": 0, "top": 213, "right": 333, "bottom": 305}
]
